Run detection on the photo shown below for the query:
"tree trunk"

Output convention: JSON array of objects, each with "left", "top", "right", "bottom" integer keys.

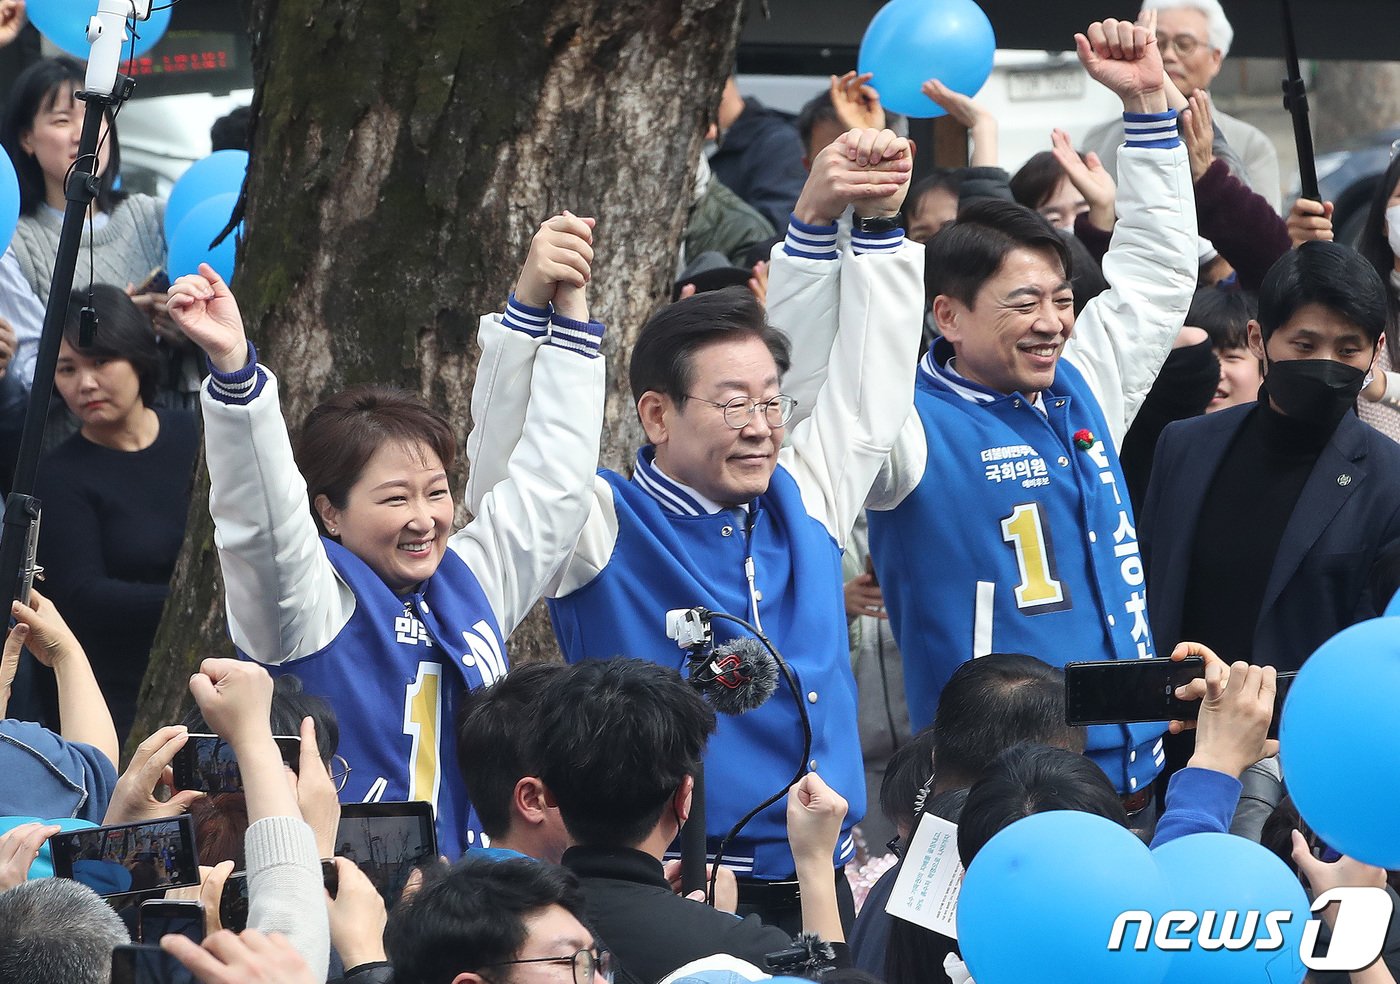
[
  {"left": 130, "top": 0, "right": 746, "bottom": 754},
  {"left": 1311, "top": 62, "right": 1400, "bottom": 150}
]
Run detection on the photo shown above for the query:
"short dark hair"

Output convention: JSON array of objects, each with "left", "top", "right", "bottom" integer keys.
[
  {"left": 210, "top": 105, "right": 252, "bottom": 152},
  {"left": 0, "top": 878, "right": 130, "bottom": 984},
  {"left": 628, "top": 287, "right": 791, "bottom": 406},
  {"left": 925, "top": 199, "right": 1072, "bottom": 308},
  {"left": 295, "top": 385, "right": 458, "bottom": 536},
  {"left": 1187, "top": 283, "right": 1258, "bottom": 352},
  {"left": 60, "top": 285, "right": 163, "bottom": 404},
  {"left": 1009, "top": 150, "right": 1067, "bottom": 211},
  {"left": 908, "top": 169, "right": 962, "bottom": 216},
  {"left": 385, "top": 857, "right": 589, "bottom": 984},
  {"left": 455, "top": 662, "right": 563, "bottom": 839},
  {"left": 532, "top": 659, "right": 716, "bottom": 848},
  {"left": 956, "top": 742, "right": 1128, "bottom": 866},
  {"left": 931, "top": 653, "right": 1085, "bottom": 794},
  {"left": 1, "top": 57, "right": 125, "bottom": 216},
  {"left": 1256, "top": 240, "right": 1388, "bottom": 345},
  {"left": 879, "top": 725, "right": 937, "bottom": 835},
  {"left": 795, "top": 90, "right": 841, "bottom": 157}
]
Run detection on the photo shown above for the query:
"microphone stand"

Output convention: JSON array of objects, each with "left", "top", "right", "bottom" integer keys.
[{"left": 0, "top": 0, "right": 141, "bottom": 707}]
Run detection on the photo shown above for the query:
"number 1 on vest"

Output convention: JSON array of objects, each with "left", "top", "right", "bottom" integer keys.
[
  {"left": 1000, "top": 502, "right": 1069, "bottom": 611},
  {"left": 403, "top": 662, "right": 443, "bottom": 809}
]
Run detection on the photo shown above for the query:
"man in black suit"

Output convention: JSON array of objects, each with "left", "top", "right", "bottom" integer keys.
[{"left": 1142, "top": 240, "right": 1400, "bottom": 678}]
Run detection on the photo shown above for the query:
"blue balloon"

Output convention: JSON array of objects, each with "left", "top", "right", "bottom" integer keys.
[
  {"left": 1152, "top": 833, "right": 1310, "bottom": 984},
  {"left": 0, "top": 815, "right": 97, "bottom": 880},
  {"left": 165, "top": 150, "right": 249, "bottom": 244},
  {"left": 168, "top": 192, "right": 239, "bottom": 283},
  {"left": 28, "top": 0, "right": 171, "bottom": 60},
  {"left": 1281, "top": 618, "right": 1400, "bottom": 867},
  {"left": 0, "top": 150, "right": 18, "bottom": 253},
  {"left": 858, "top": 0, "right": 996, "bottom": 118},
  {"left": 958, "top": 811, "right": 1170, "bottom": 984}
]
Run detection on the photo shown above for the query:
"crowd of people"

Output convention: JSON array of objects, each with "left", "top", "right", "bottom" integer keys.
[{"left": 0, "top": 0, "right": 1398, "bottom": 983}]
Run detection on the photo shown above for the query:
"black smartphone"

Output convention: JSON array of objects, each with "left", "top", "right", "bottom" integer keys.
[
  {"left": 139, "top": 899, "right": 204, "bottom": 945},
  {"left": 111, "top": 944, "right": 196, "bottom": 984},
  {"left": 48, "top": 816, "right": 199, "bottom": 900},
  {"left": 220, "top": 859, "right": 338, "bottom": 933},
  {"left": 1065, "top": 657, "right": 1205, "bottom": 726},
  {"left": 1065, "top": 658, "right": 1297, "bottom": 734},
  {"left": 337, "top": 801, "right": 437, "bottom": 910},
  {"left": 171, "top": 734, "right": 302, "bottom": 793}
]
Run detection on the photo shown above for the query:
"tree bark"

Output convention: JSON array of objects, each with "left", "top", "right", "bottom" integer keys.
[{"left": 131, "top": 0, "right": 746, "bottom": 754}]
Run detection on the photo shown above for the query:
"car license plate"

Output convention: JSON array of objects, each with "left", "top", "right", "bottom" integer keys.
[{"left": 1007, "top": 69, "right": 1086, "bottom": 101}]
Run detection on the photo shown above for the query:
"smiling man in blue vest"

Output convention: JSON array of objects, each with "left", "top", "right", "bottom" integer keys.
[{"left": 468, "top": 126, "right": 924, "bottom": 926}]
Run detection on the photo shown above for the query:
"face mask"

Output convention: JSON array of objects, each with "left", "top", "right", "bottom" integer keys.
[
  {"left": 1387, "top": 204, "right": 1400, "bottom": 259},
  {"left": 1264, "top": 358, "right": 1366, "bottom": 426}
]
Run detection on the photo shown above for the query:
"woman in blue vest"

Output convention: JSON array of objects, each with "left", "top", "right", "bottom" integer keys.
[{"left": 166, "top": 214, "right": 606, "bottom": 857}]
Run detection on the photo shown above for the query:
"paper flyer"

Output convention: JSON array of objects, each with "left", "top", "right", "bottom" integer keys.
[{"left": 885, "top": 811, "right": 964, "bottom": 939}]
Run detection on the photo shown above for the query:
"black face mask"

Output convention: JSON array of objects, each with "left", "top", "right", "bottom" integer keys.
[{"left": 1263, "top": 358, "right": 1367, "bottom": 427}]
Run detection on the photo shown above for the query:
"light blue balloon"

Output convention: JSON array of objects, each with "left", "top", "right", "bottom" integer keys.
[
  {"left": 1281, "top": 618, "right": 1400, "bottom": 867},
  {"left": 0, "top": 151, "right": 19, "bottom": 253},
  {"left": 0, "top": 815, "right": 97, "bottom": 880},
  {"left": 857, "top": 0, "right": 996, "bottom": 118},
  {"left": 168, "top": 191, "right": 239, "bottom": 283},
  {"left": 165, "top": 150, "right": 249, "bottom": 244},
  {"left": 1153, "top": 833, "right": 1309, "bottom": 984},
  {"left": 28, "top": 0, "right": 171, "bottom": 60},
  {"left": 959, "top": 811, "right": 1171, "bottom": 984}
]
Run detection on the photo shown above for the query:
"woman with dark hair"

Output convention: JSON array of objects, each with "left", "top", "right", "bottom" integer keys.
[
  {"left": 1351, "top": 153, "right": 1400, "bottom": 443},
  {"left": 166, "top": 212, "right": 606, "bottom": 859},
  {"left": 28, "top": 285, "right": 198, "bottom": 739},
  {"left": 0, "top": 57, "right": 169, "bottom": 396}
]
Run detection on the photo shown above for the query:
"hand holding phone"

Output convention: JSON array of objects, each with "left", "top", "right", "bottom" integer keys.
[
  {"left": 171, "top": 733, "right": 301, "bottom": 794},
  {"left": 1184, "top": 656, "right": 1279, "bottom": 779}
]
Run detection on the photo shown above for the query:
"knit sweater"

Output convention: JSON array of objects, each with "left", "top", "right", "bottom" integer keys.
[{"left": 11, "top": 194, "right": 165, "bottom": 303}]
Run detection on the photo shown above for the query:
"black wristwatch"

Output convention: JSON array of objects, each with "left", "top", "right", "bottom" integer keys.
[{"left": 853, "top": 213, "right": 901, "bottom": 233}]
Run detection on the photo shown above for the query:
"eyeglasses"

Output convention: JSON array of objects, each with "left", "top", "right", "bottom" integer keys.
[
  {"left": 330, "top": 755, "right": 351, "bottom": 793},
  {"left": 1154, "top": 32, "right": 1209, "bottom": 56},
  {"left": 483, "top": 948, "right": 613, "bottom": 984},
  {"left": 682, "top": 393, "right": 796, "bottom": 430}
]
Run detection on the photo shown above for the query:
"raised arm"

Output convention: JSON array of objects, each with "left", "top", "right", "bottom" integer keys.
[
  {"left": 782, "top": 128, "right": 924, "bottom": 545},
  {"left": 450, "top": 214, "right": 607, "bottom": 633},
  {"left": 168, "top": 265, "right": 353, "bottom": 663},
  {"left": 1061, "top": 18, "right": 1198, "bottom": 448}
]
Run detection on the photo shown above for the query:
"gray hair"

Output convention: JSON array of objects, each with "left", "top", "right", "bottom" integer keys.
[
  {"left": 0, "top": 878, "right": 130, "bottom": 984},
  {"left": 1139, "top": 0, "right": 1234, "bottom": 56}
]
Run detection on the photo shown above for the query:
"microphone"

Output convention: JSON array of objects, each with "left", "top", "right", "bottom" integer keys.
[{"left": 688, "top": 637, "right": 778, "bottom": 716}]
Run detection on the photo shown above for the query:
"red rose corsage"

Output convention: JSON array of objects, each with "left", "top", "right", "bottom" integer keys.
[{"left": 1073, "top": 428, "right": 1095, "bottom": 450}]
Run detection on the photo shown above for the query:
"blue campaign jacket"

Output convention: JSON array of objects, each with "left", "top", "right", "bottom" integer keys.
[
  {"left": 548, "top": 453, "right": 863, "bottom": 879},
  {"left": 259, "top": 539, "right": 506, "bottom": 859},
  {"left": 868, "top": 340, "right": 1165, "bottom": 794}
]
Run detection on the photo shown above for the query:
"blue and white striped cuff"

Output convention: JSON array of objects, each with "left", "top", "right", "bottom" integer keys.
[
  {"left": 1123, "top": 110, "right": 1180, "bottom": 150},
  {"left": 547, "top": 312, "right": 605, "bottom": 358},
  {"left": 503, "top": 293, "right": 550, "bottom": 338},
  {"left": 851, "top": 226, "right": 905, "bottom": 255},
  {"left": 206, "top": 341, "right": 267, "bottom": 405},
  {"left": 783, "top": 214, "right": 839, "bottom": 260}
]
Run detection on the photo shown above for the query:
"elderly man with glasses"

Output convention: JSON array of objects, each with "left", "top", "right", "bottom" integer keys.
[
  {"left": 465, "top": 127, "right": 924, "bottom": 927},
  {"left": 1080, "top": 0, "right": 1282, "bottom": 212}
]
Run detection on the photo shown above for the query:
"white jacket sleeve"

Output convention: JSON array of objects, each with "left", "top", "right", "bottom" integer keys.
[
  {"left": 1063, "top": 143, "right": 1198, "bottom": 449},
  {"left": 449, "top": 313, "right": 607, "bottom": 634},
  {"left": 766, "top": 238, "right": 842, "bottom": 430},
  {"left": 781, "top": 239, "right": 925, "bottom": 546},
  {"left": 202, "top": 370, "right": 355, "bottom": 664}
]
